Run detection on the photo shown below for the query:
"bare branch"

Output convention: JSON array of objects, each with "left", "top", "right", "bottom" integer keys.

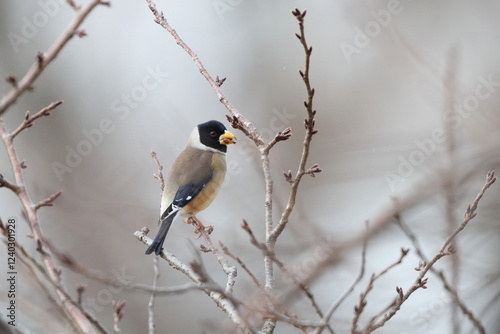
[
  {"left": 395, "top": 208, "right": 486, "bottom": 334},
  {"left": 365, "top": 171, "right": 496, "bottom": 332},
  {"left": 270, "top": 9, "right": 320, "bottom": 242},
  {"left": 0, "top": 1, "right": 107, "bottom": 115},
  {"left": 0, "top": 173, "right": 20, "bottom": 193},
  {"left": 35, "top": 190, "right": 63, "bottom": 211},
  {"left": 220, "top": 240, "right": 262, "bottom": 289},
  {"left": 351, "top": 248, "right": 409, "bottom": 333},
  {"left": 148, "top": 257, "right": 159, "bottom": 334},
  {"left": 319, "top": 223, "right": 369, "bottom": 333},
  {"left": 241, "top": 221, "right": 334, "bottom": 334},
  {"left": 151, "top": 149, "right": 165, "bottom": 191},
  {"left": 112, "top": 299, "right": 126, "bottom": 333},
  {"left": 144, "top": 0, "right": 262, "bottom": 147},
  {"left": 188, "top": 216, "right": 237, "bottom": 294},
  {"left": 0, "top": 119, "right": 98, "bottom": 333},
  {"left": 220, "top": 241, "right": 308, "bottom": 332},
  {"left": 263, "top": 127, "right": 293, "bottom": 153},
  {"left": 134, "top": 228, "right": 254, "bottom": 334},
  {"left": 11, "top": 100, "right": 63, "bottom": 139}
]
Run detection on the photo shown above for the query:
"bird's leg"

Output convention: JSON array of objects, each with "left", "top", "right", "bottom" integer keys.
[{"left": 187, "top": 216, "right": 214, "bottom": 238}]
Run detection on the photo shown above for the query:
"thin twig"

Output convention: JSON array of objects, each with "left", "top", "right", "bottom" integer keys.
[
  {"left": 318, "top": 223, "right": 369, "bottom": 334},
  {"left": 394, "top": 209, "right": 486, "bottom": 334},
  {"left": 113, "top": 299, "right": 126, "bottom": 333},
  {"left": 270, "top": 8, "right": 321, "bottom": 242},
  {"left": 35, "top": 190, "right": 63, "bottom": 211},
  {"left": 0, "top": 173, "right": 20, "bottom": 193},
  {"left": 263, "top": 127, "right": 293, "bottom": 153},
  {"left": 220, "top": 240, "right": 262, "bottom": 289},
  {"left": 151, "top": 149, "right": 164, "bottom": 191},
  {"left": 134, "top": 228, "right": 254, "bottom": 334},
  {"left": 189, "top": 217, "right": 237, "bottom": 295},
  {"left": 148, "top": 256, "right": 159, "bottom": 334},
  {"left": 144, "top": 0, "right": 262, "bottom": 147},
  {"left": 351, "top": 248, "right": 410, "bottom": 334},
  {"left": 365, "top": 171, "right": 496, "bottom": 332},
  {"left": 241, "top": 220, "right": 334, "bottom": 334},
  {"left": 11, "top": 100, "right": 63, "bottom": 139},
  {"left": 0, "top": 1, "right": 106, "bottom": 115},
  {"left": 220, "top": 241, "right": 310, "bottom": 332}
]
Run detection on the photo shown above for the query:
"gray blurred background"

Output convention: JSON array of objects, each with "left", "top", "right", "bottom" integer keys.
[{"left": 1, "top": 0, "right": 499, "bottom": 333}]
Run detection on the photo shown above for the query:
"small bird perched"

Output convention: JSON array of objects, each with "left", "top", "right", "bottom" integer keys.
[{"left": 145, "top": 120, "right": 237, "bottom": 255}]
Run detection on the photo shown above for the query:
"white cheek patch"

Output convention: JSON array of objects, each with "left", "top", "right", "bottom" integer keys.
[{"left": 188, "top": 127, "right": 226, "bottom": 154}]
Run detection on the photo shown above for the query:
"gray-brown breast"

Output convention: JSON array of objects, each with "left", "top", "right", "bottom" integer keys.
[{"left": 160, "top": 146, "right": 226, "bottom": 215}]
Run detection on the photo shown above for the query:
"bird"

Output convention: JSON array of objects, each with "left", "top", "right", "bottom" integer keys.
[{"left": 145, "top": 120, "right": 237, "bottom": 255}]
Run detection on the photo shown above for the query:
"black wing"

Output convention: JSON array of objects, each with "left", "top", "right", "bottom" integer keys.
[{"left": 160, "top": 171, "right": 213, "bottom": 220}]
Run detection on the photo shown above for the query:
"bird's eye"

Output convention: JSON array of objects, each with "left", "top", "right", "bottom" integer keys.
[{"left": 210, "top": 131, "right": 217, "bottom": 137}]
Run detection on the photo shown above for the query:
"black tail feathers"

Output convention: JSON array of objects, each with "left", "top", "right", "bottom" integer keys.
[{"left": 145, "top": 214, "right": 175, "bottom": 255}]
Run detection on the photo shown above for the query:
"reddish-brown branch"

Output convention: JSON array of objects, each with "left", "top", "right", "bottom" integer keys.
[{"left": 270, "top": 9, "right": 321, "bottom": 242}]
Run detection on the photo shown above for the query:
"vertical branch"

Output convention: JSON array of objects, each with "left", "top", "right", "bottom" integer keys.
[
  {"left": 269, "top": 9, "right": 321, "bottom": 242},
  {"left": 261, "top": 151, "right": 276, "bottom": 333},
  {"left": 148, "top": 257, "right": 160, "bottom": 334}
]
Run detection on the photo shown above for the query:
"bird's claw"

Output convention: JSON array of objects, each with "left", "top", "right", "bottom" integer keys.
[{"left": 187, "top": 216, "right": 214, "bottom": 238}]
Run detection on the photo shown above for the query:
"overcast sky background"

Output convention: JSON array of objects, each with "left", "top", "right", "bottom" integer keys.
[{"left": 1, "top": 0, "right": 499, "bottom": 333}]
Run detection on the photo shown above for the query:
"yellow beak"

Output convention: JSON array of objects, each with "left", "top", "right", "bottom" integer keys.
[{"left": 219, "top": 130, "right": 237, "bottom": 145}]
